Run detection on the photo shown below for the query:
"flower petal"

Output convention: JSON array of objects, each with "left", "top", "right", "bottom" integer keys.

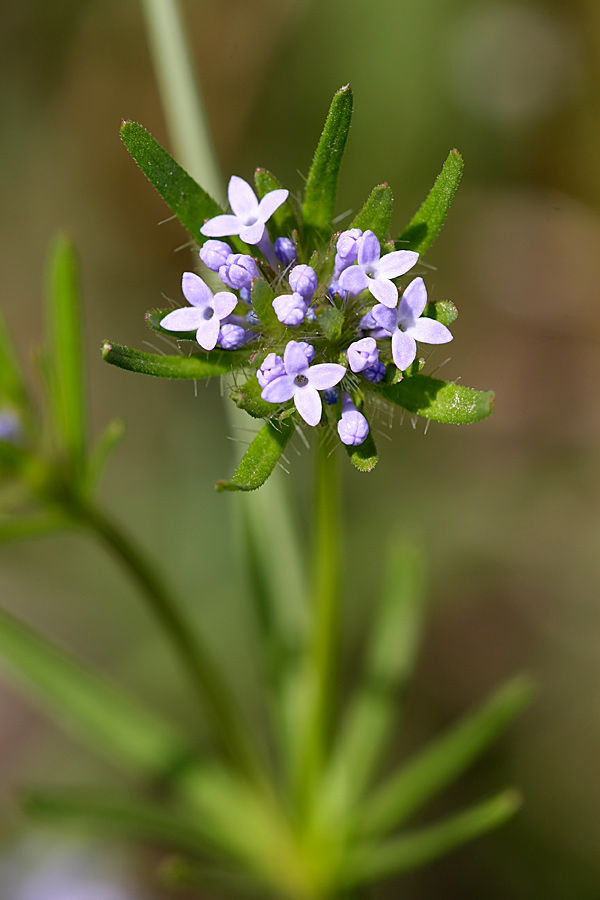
[
  {"left": 200, "top": 215, "right": 242, "bottom": 237},
  {"left": 228, "top": 175, "right": 258, "bottom": 220},
  {"left": 339, "top": 266, "right": 369, "bottom": 295},
  {"left": 391, "top": 330, "right": 417, "bottom": 371},
  {"left": 398, "top": 277, "right": 428, "bottom": 325},
  {"left": 369, "top": 277, "right": 398, "bottom": 308},
  {"left": 257, "top": 189, "right": 289, "bottom": 223},
  {"left": 307, "top": 363, "right": 346, "bottom": 390},
  {"left": 160, "top": 307, "right": 201, "bottom": 332},
  {"left": 357, "top": 230, "right": 380, "bottom": 267},
  {"left": 378, "top": 249, "right": 419, "bottom": 279},
  {"left": 262, "top": 374, "right": 296, "bottom": 404},
  {"left": 182, "top": 272, "right": 213, "bottom": 308},
  {"left": 283, "top": 340, "right": 309, "bottom": 376},
  {"left": 371, "top": 304, "right": 398, "bottom": 335},
  {"left": 239, "top": 221, "right": 265, "bottom": 245},
  {"left": 195, "top": 314, "right": 220, "bottom": 351},
  {"left": 409, "top": 317, "right": 453, "bottom": 345},
  {"left": 294, "top": 385, "right": 323, "bottom": 426},
  {"left": 273, "top": 293, "right": 307, "bottom": 326},
  {"left": 213, "top": 291, "right": 238, "bottom": 320}
]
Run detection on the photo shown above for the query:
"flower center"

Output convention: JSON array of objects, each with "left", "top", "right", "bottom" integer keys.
[
  {"left": 294, "top": 374, "right": 309, "bottom": 387},
  {"left": 203, "top": 307, "right": 214, "bottom": 320}
]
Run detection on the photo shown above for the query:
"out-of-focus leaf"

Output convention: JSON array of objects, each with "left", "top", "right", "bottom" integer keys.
[
  {"left": 251, "top": 279, "right": 279, "bottom": 331},
  {"left": 0, "top": 512, "right": 72, "bottom": 544},
  {"left": 255, "top": 168, "right": 299, "bottom": 239},
  {"left": 86, "top": 418, "right": 126, "bottom": 490},
  {"left": 351, "top": 185, "right": 394, "bottom": 242},
  {"left": 343, "top": 791, "right": 520, "bottom": 887},
  {"left": 45, "top": 235, "right": 85, "bottom": 474},
  {"left": 396, "top": 150, "right": 463, "bottom": 256},
  {"left": 0, "top": 309, "right": 26, "bottom": 407},
  {"left": 121, "top": 121, "right": 222, "bottom": 244},
  {"left": 230, "top": 376, "right": 273, "bottom": 420},
  {"left": 358, "top": 675, "right": 535, "bottom": 837},
  {"left": 303, "top": 86, "right": 353, "bottom": 244},
  {"left": 0, "top": 605, "right": 197, "bottom": 779},
  {"left": 216, "top": 419, "right": 295, "bottom": 493},
  {"left": 375, "top": 375, "right": 494, "bottom": 425},
  {"left": 102, "top": 341, "right": 251, "bottom": 379}
]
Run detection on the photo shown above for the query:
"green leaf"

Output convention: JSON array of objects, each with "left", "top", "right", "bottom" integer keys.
[
  {"left": 230, "top": 376, "right": 274, "bottom": 420},
  {"left": 343, "top": 790, "right": 520, "bottom": 888},
  {"left": 358, "top": 675, "right": 535, "bottom": 837},
  {"left": 120, "top": 121, "right": 222, "bottom": 244},
  {"left": 102, "top": 341, "right": 251, "bottom": 379},
  {"left": 302, "top": 86, "right": 353, "bottom": 243},
  {"left": 0, "top": 308, "right": 26, "bottom": 407},
  {"left": 45, "top": 235, "right": 86, "bottom": 474},
  {"left": 424, "top": 300, "right": 458, "bottom": 327},
  {"left": 86, "top": 418, "right": 126, "bottom": 490},
  {"left": 216, "top": 419, "right": 295, "bottom": 493},
  {"left": 0, "top": 511, "right": 71, "bottom": 544},
  {"left": 23, "top": 789, "right": 211, "bottom": 856},
  {"left": 251, "top": 278, "right": 280, "bottom": 331},
  {"left": 255, "top": 168, "right": 299, "bottom": 238},
  {"left": 320, "top": 540, "right": 424, "bottom": 816},
  {"left": 0, "top": 605, "right": 196, "bottom": 778},
  {"left": 375, "top": 375, "right": 494, "bottom": 425},
  {"left": 344, "top": 421, "right": 378, "bottom": 473},
  {"left": 316, "top": 306, "right": 344, "bottom": 342},
  {"left": 396, "top": 149, "right": 464, "bottom": 256},
  {"left": 351, "top": 184, "right": 394, "bottom": 243}
]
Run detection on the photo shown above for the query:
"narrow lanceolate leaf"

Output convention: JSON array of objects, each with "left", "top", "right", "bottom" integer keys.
[
  {"left": 230, "top": 376, "right": 274, "bottom": 420},
  {"left": 255, "top": 168, "right": 299, "bottom": 239},
  {"left": 251, "top": 278, "right": 280, "bottom": 331},
  {"left": 345, "top": 422, "right": 378, "bottom": 473},
  {"left": 322, "top": 541, "right": 425, "bottom": 815},
  {"left": 86, "top": 418, "right": 126, "bottom": 490},
  {"left": 396, "top": 149, "right": 464, "bottom": 256},
  {"left": 357, "top": 675, "right": 535, "bottom": 837},
  {"left": 375, "top": 375, "right": 494, "bottom": 425},
  {"left": 120, "top": 121, "right": 222, "bottom": 243},
  {"left": 216, "top": 419, "right": 295, "bottom": 493},
  {"left": 424, "top": 300, "right": 458, "bottom": 328},
  {"left": 0, "top": 605, "right": 195, "bottom": 778},
  {"left": 102, "top": 342, "right": 251, "bottom": 379},
  {"left": 351, "top": 184, "right": 394, "bottom": 243},
  {"left": 303, "top": 85, "right": 353, "bottom": 240},
  {"left": 343, "top": 791, "right": 521, "bottom": 888},
  {"left": 0, "top": 308, "right": 26, "bottom": 406},
  {"left": 0, "top": 512, "right": 72, "bottom": 545},
  {"left": 45, "top": 235, "right": 86, "bottom": 474}
]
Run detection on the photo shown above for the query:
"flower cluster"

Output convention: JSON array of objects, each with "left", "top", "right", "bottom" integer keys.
[{"left": 159, "top": 175, "right": 453, "bottom": 448}]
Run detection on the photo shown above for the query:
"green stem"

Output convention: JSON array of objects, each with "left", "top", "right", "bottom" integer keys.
[{"left": 73, "top": 497, "right": 261, "bottom": 782}]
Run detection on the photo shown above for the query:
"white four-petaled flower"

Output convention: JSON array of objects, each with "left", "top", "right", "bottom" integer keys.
[
  {"left": 160, "top": 273, "right": 237, "bottom": 351},
  {"left": 261, "top": 341, "right": 345, "bottom": 426},
  {"left": 200, "top": 176, "right": 288, "bottom": 245}
]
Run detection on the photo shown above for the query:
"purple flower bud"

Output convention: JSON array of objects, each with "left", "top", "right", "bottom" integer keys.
[
  {"left": 257, "top": 352, "right": 285, "bottom": 388},
  {"left": 274, "top": 237, "right": 297, "bottom": 266},
  {"left": 337, "top": 394, "right": 369, "bottom": 446},
  {"left": 359, "top": 309, "right": 378, "bottom": 330},
  {"left": 219, "top": 323, "right": 251, "bottom": 349},
  {"left": 273, "top": 292, "right": 308, "bottom": 326},
  {"left": 297, "top": 341, "right": 315, "bottom": 363},
  {"left": 363, "top": 360, "right": 386, "bottom": 383},
  {"left": 328, "top": 280, "right": 347, "bottom": 300},
  {"left": 239, "top": 287, "right": 251, "bottom": 304},
  {"left": 218, "top": 254, "right": 259, "bottom": 291},
  {"left": 322, "top": 388, "right": 338, "bottom": 405},
  {"left": 199, "top": 239, "right": 231, "bottom": 272},
  {"left": 289, "top": 264, "right": 317, "bottom": 298},
  {"left": 246, "top": 309, "right": 259, "bottom": 325},
  {"left": 347, "top": 337, "right": 379, "bottom": 373},
  {"left": 305, "top": 307, "right": 317, "bottom": 323},
  {"left": 333, "top": 228, "right": 363, "bottom": 278}
]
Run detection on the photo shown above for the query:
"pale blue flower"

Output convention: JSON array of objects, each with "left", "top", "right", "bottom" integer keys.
[
  {"left": 160, "top": 273, "right": 237, "bottom": 351},
  {"left": 200, "top": 176, "right": 288, "bottom": 246},
  {"left": 337, "top": 393, "right": 369, "bottom": 445},
  {"left": 339, "top": 230, "right": 418, "bottom": 308},
  {"left": 261, "top": 340, "right": 345, "bottom": 426}
]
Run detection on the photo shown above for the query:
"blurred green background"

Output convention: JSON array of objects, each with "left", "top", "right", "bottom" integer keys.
[{"left": 1, "top": 0, "right": 600, "bottom": 896}]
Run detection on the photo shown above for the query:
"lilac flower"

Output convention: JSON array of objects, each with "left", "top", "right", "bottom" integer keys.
[
  {"left": 257, "top": 352, "right": 285, "bottom": 389},
  {"left": 273, "top": 292, "right": 308, "bottom": 326},
  {"left": 289, "top": 264, "right": 317, "bottom": 298},
  {"left": 337, "top": 393, "right": 369, "bottom": 446},
  {"left": 363, "top": 360, "right": 386, "bottom": 383},
  {"left": 160, "top": 273, "right": 237, "bottom": 351},
  {"left": 372, "top": 277, "right": 453, "bottom": 371},
  {"left": 297, "top": 341, "right": 316, "bottom": 364},
  {"left": 328, "top": 280, "right": 347, "bottom": 301},
  {"left": 199, "top": 239, "right": 231, "bottom": 272},
  {"left": 218, "top": 254, "right": 259, "bottom": 291},
  {"left": 200, "top": 176, "right": 288, "bottom": 246},
  {"left": 333, "top": 228, "right": 363, "bottom": 279},
  {"left": 339, "top": 230, "right": 419, "bottom": 308},
  {"left": 347, "top": 337, "right": 379, "bottom": 373},
  {"left": 274, "top": 237, "right": 297, "bottom": 266},
  {"left": 218, "top": 323, "right": 253, "bottom": 350},
  {"left": 322, "top": 388, "right": 339, "bottom": 405},
  {"left": 261, "top": 340, "right": 346, "bottom": 426}
]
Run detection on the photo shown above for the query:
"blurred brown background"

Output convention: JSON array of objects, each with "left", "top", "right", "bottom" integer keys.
[{"left": 1, "top": 0, "right": 600, "bottom": 897}]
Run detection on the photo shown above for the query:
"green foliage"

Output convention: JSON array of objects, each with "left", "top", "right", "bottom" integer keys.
[
  {"left": 376, "top": 374, "right": 495, "bottom": 425},
  {"left": 316, "top": 306, "right": 344, "bottom": 342},
  {"left": 344, "top": 421, "right": 378, "bottom": 473},
  {"left": 302, "top": 85, "right": 353, "bottom": 245},
  {"left": 425, "top": 299, "right": 458, "bottom": 327},
  {"left": 121, "top": 121, "right": 222, "bottom": 244},
  {"left": 216, "top": 419, "right": 295, "bottom": 492},
  {"left": 251, "top": 278, "right": 280, "bottom": 331},
  {"left": 102, "top": 341, "right": 251, "bottom": 379},
  {"left": 0, "top": 308, "right": 27, "bottom": 407},
  {"left": 397, "top": 149, "right": 464, "bottom": 256},
  {"left": 351, "top": 184, "right": 394, "bottom": 242},
  {"left": 230, "top": 376, "right": 274, "bottom": 419}
]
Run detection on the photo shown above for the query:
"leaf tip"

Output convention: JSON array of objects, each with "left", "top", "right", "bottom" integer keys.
[{"left": 101, "top": 342, "right": 112, "bottom": 359}]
